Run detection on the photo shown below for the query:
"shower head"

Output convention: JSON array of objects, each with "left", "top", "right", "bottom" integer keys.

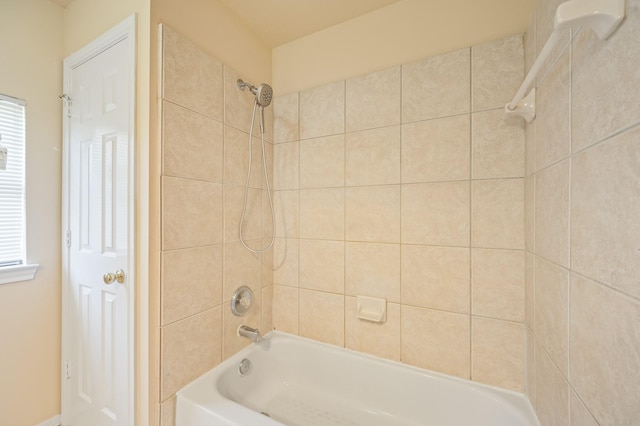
[
  {"left": 237, "top": 79, "right": 273, "bottom": 107},
  {"left": 254, "top": 83, "right": 273, "bottom": 108}
]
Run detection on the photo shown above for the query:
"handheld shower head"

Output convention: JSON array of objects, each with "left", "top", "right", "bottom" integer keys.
[
  {"left": 237, "top": 79, "right": 273, "bottom": 107},
  {"left": 254, "top": 83, "right": 273, "bottom": 107}
]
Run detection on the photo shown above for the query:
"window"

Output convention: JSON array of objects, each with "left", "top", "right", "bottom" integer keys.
[{"left": 0, "top": 93, "right": 37, "bottom": 284}]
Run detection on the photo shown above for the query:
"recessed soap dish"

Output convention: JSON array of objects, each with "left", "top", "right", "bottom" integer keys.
[{"left": 357, "top": 295, "right": 387, "bottom": 323}]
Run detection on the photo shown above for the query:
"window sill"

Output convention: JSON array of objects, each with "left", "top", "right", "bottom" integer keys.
[{"left": 0, "top": 264, "right": 39, "bottom": 285}]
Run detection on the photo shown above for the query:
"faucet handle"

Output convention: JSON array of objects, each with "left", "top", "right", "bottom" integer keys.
[{"left": 231, "top": 286, "right": 254, "bottom": 316}]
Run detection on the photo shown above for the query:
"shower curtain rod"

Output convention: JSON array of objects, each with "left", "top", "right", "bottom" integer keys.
[{"left": 505, "top": 0, "right": 626, "bottom": 122}]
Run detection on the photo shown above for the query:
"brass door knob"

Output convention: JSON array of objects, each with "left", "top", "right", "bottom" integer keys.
[{"left": 103, "top": 269, "right": 126, "bottom": 285}]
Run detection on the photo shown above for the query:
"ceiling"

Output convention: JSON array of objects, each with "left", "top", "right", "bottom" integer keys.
[
  {"left": 217, "top": 0, "right": 405, "bottom": 47},
  {"left": 49, "top": 0, "right": 404, "bottom": 48}
]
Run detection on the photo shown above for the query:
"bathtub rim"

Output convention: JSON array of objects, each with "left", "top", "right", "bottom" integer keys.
[{"left": 176, "top": 330, "right": 539, "bottom": 426}]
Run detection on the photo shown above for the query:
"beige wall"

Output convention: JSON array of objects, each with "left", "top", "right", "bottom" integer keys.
[
  {"left": 270, "top": 34, "right": 527, "bottom": 391},
  {"left": 273, "top": 0, "right": 534, "bottom": 94},
  {"left": 154, "top": 25, "right": 273, "bottom": 426},
  {"left": 524, "top": 0, "right": 640, "bottom": 424},
  {"left": 151, "top": 0, "right": 271, "bottom": 86},
  {"left": 0, "top": 1, "right": 64, "bottom": 425}
]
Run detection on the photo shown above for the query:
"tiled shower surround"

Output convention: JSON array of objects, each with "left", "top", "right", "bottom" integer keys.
[
  {"left": 523, "top": 0, "right": 640, "bottom": 424},
  {"left": 158, "top": 25, "right": 274, "bottom": 424},
  {"left": 156, "top": 1, "right": 640, "bottom": 423},
  {"left": 270, "top": 35, "right": 527, "bottom": 390}
]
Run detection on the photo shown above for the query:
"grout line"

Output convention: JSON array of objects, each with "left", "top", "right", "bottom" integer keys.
[
  {"left": 296, "top": 90, "right": 301, "bottom": 337},
  {"left": 343, "top": 80, "right": 347, "bottom": 349},
  {"left": 468, "top": 48, "right": 474, "bottom": 378},
  {"left": 399, "top": 63, "right": 404, "bottom": 362},
  {"left": 566, "top": 40, "right": 573, "bottom": 398}
]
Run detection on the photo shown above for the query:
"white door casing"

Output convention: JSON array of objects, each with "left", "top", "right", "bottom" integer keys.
[{"left": 62, "top": 15, "right": 136, "bottom": 426}]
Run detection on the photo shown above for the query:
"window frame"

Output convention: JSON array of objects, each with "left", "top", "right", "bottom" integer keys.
[{"left": 0, "top": 93, "right": 38, "bottom": 285}]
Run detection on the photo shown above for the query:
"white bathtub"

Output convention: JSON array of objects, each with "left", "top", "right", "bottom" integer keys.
[{"left": 176, "top": 331, "right": 539, "bottom": 426}]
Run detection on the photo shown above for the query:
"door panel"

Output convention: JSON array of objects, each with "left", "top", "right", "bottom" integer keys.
[{"left": 63, "top": 26, "right": 133, "bottom": 426}]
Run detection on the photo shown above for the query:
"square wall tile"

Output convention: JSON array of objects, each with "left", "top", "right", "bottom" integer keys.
[
  {"left": 299, "top": 239, "right": 344, "bottom": 294},
  {"left": 535, "top": 0, "right": 570, "bottom": 82},
  {"left": 300, "top": 135, "right": 344, "bottom": 188},
  {"left": 471, "top": 179, "right": 524, "bottom": 250},
  {"left": 272, "top": 238, "right": 298, "bottom": 287},
  {"left": 525, "top": 175, "right": 534, "bottom": 252},
  {"left": 472, "top": 248, "right": 525, "bottom": 322},
  {"left": 525, "top": 252, "right": 534, "bottom": 330},
  {"left": 163, "top": 100, "right": 223, "bottom": 183},
  {"left": 273, "top": 92, "right": 299, "bottom": 143},
  {"left": 299, "top": 188, "right": 345, "bottom": 240},
  {"left": 299, "top": 289, "right": 344, "bottom": 347},
  {"left": 472, "top": 109, "right": 524, "bottom": 179},
  {"left": 402, "top": 181, "right": 470, "bottom": 246},
  {"left": 346, "top": 66, "right": 401, "bottom": 131},
  {"left": 223, "top": 242, "right": 262, "bottom": 302},
  {"left": 224, "top": 126, "right": 262, "bottom": 188},
  {"left": 300, "top": 80, "right": 345, "bottom": 139},
  {"left": 273, "top": 190, "right": 299, "bottom": 238},
  {"left": 262, "top": 286, "right": 273, "bottom": 331},
  {"left": 526, "top": 327, "right": 536, "bottom": 407},
  {"left": 535, "top": 340, "right": 569, "bottom": 426},
  {"left": 262, "top": 242, "right": 274, "bottom": 289},
  {"left": 160, "top": 396, "right": 175, "bottom": 426},
  {"left": 345, "top": 297, "right": 400, "bottom": 360},
  {"left": 572, "top": 0, "right": 640, "bottom": 152},
  {"left": 401, "top": 245, "right": 470, "bottom": 314},
  {"left": 571, "top": 126, "right": 640, "bottom": 299},
  {"left": 536, "top": 50, "right": 570, "bottom": 171},
  {"left": 223, "top": 65, "right": 255, "bottom": 132},
  {"left": 262, "top": 189, "right": 275, "bottom": 240},
  {"left": 472, "top": 35, "right": 524, "bottom": 111},
  {"left": 524, "top": 11, "right": 536, "bottom": 74},
  {"left": 272, "top": 285, "right": 298, "bottom": 334},
  {"left": 401, "top": 115, "right": 470, "bottom": 183},
  {"left": 346, "top": 185, "right": 400, "bottom": 243},
  {"left": 345, "top": 242, "right": 400, "bottom": 302},
  {"left": 535, "top": 159, "right": 570, "bottom": 267},
  {"left": 224, "top": 186, "right": 261, "bottom": 243},
  {"left": 525, "top": 118, "right": 536, "bottom": 177},
  {"left": 402, "top": 48, "right": 470, "bottom": 122},
  {"left": 161, "top": 245, "right": 223, "bottom": 325},
  {"left": 162, "top": 177, "right": 223, "bottom": 250},
  {"left": 222, "top": 290, "right": 262, "bottom": 359},
  {"left": 272, "top": 141, "right": 299, "bottom": 190},
  {"left": 161, "top": 25, "right": 223, "bottom": 121},
  {"left": 570, "top": 273, "right": 640, "bottom": 425},
  {"left": 263, "top": 104, "right": 274, "bottom": 144},
  {"left": 401, "top": 306, "right": 470, "bottom": 379},
  {"left": 160, "top": 306, "right": 222, "bottom": 400},
  {"left": 534, "top": 257, "right": 569, "bottom": 377},
  {"left": 472, "top": 317, "right": 525, "bottom": 392},
  {"left": 346, "top": 126, "right": 401, "bottom": 186},
  {"left": 570, "top": 391, "right": 599, "bottom": 426}
]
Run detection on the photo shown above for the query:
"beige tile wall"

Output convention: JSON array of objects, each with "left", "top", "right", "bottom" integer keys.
[
  {"left": 157, "top": 26, "right": 273, "bottom": 425},
  {"left": 271, "top": 34, "right": 527, "bottom": 391},
  {"left": 525, "top": 0, "right": 640, "bottom": 424},
  {"left": 156, "top": 2, "right": 640, "bottom": 423}
]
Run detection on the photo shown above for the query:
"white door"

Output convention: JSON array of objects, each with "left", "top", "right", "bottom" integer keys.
[{"left": 62, "top": 16, "right": 135, "bottom": 426}]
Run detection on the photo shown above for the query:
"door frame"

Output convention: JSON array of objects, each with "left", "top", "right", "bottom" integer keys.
[{"left": 61, "top": 14, "right": 137, "bottom": 425}]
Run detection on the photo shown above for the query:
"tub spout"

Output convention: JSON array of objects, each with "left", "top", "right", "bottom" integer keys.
[{"left": 238, "top": 325, "right": 262, "bottom": 342}]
